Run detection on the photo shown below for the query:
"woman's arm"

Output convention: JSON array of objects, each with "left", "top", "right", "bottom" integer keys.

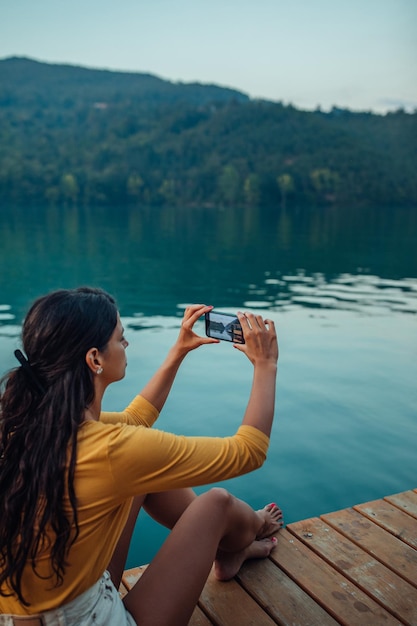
[
  {"left": 139, "top": 307, "right": 279, "bottom": 437},
  {"left": 234, "top": 312, "right": 279, "bottom": 438},
  {"left": 139, "top": 304, "right": 219, "bottom": 412}
]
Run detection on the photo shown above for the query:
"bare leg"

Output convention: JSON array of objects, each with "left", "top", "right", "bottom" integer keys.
[
  {"left": 144, "top": 488, "right": 197, "bottom": 528},
  {"left": 107, "top": 489, "right": 197, "bottom": 588},
  {"left": 109, "top": 491, "right": 283, "bottom": 591},
  {"left": 123, "top": 488, "right": 280, "bottom": 626}
]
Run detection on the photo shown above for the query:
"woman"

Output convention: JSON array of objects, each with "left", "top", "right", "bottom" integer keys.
[{"left": 0, "top": 287, "right": 282, "bottom": 626}]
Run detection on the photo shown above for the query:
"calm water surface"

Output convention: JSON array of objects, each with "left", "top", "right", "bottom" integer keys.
[{"left": 0, "top": 203, "right": 416, "bottom": 567}]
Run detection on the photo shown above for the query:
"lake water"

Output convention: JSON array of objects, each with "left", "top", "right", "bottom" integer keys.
[{"left": 0, "top": 203, "right": 416, "bottom": 568}]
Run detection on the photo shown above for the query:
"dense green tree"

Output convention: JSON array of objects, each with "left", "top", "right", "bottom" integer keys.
[
  {"left": 60, "top": 173, "right": 79, "bottom": 204},
  {"left": 277, "top": 174, "right": 295, "bottom": 209},
  {"left": 159, "top": 178, "right": 177, "bottom": 205},
  {"left": 310, "top": 168, "right": 340, "bottom": 203},
  {"left": 0, "top": 57, "right": 416, "bottom": 209},
  {"left": 244, "top": 173, "right": 261, "bottom": 207},
  {"left": 127, "top": 173, "right": 145, "bottom": 203},
  {"left": 218, "top": 165, "right": 240, "bottom": 206}
]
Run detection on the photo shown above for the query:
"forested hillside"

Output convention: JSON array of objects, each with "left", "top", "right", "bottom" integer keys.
[{"left": 0, "top": 56, "right": 416, "bottom": 208}]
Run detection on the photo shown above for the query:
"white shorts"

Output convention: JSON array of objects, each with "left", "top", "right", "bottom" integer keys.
[{"left": 0, "top": 571, "right": 136, "bottom": 626}]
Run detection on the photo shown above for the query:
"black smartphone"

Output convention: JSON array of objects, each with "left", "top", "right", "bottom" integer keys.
[{"left": 205, "top": 310, "right": 245, "bottom": 344}]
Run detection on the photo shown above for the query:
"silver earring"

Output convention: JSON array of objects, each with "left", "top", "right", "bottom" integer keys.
[{"left": 96, "top": 367, "right": 103, "bottom": 375}]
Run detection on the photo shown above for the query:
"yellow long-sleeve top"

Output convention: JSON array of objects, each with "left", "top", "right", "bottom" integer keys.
[{"left": 1, "top": 394, "right": 269, "bottom": 614}]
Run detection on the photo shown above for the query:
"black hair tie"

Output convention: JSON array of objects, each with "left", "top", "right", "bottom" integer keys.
[{"left": 14, "top": 349, "right": 46, "bottom": 395}]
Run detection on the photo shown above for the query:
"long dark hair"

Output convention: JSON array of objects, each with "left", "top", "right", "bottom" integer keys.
[{"left": 0, "top": 287, "right": 118, "bottom": 605}]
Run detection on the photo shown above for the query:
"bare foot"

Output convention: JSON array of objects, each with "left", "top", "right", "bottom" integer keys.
[
  {"left": 256, "top": 503, "right": 284, "bottom": 539},
  {"left": 214, "top": 537, "right": 277, "bottom": 581}
]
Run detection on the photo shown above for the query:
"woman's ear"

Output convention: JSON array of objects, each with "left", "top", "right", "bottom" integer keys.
[{"left": 85, "top": 348, "right": 101, "bottom": 374}]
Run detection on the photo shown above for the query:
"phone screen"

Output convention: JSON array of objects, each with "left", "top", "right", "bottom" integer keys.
[{"left": 205, "top": 311, "right": 245, "bottom": 344}]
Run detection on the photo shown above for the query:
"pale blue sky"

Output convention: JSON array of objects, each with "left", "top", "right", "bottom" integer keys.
[{"left": 1, "top": 0, "right": 416, "bottom": 112}]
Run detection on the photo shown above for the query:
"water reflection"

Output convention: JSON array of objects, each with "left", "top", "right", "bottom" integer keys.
[
  {"left": 250, "top": 273, "right": 417, "bottom": 316},
  {"left": 0, "top": 204, "right": 416, "bottom": 325}
]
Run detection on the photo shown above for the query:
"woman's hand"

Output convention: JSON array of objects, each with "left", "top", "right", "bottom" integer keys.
[
  {"left": 233, "top": 312, "right": 278, "bottom": 367},
  {"left": 139, "top": 305, "right": 218, "bottom": 412},
  {"left": 173, "top": 304, "right": 219, "bottom": 357}
]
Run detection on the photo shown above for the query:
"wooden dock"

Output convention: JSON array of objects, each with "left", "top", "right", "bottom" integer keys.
[{"left": 121, "top": 489, "right": 417, "bottom": 625}]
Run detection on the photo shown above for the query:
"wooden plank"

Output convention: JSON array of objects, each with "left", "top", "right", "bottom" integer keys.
[
  {"left": 289, "top": 516, "right": 417, "bottom": 626},
  {"left": 354, "top": 499, "right": 417, "bottom": 548},
  {"left": 322, "top": 507, "right": 417, "bottom": 588},
  {"left": 198, "top": 570, "right": 277, "bottom": 626},
  {"left": 385, "top": 490, "right": 417, "bottom": 520},
  {"left": 123, "top": 491, "right": 417, "bottom": 625},
  {"left": 122, "top": 565, "right": 147, "bottom": 592},
  {"left": 189, "top": 605, "right": 214, "bottom": 626},
  {"left": 236, "top": 555, "right": 340, "bottom": 626},
  {"left": 270, "top": 528, "right": 402, "bottom": 625}
]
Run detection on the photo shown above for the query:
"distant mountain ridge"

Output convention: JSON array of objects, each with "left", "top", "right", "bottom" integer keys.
[
  {"left": 0, "top": 56, "right": 415, "bottom": 208},
  {"left": 0, "top": 56, "right": 249, "bottom": 107}
]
